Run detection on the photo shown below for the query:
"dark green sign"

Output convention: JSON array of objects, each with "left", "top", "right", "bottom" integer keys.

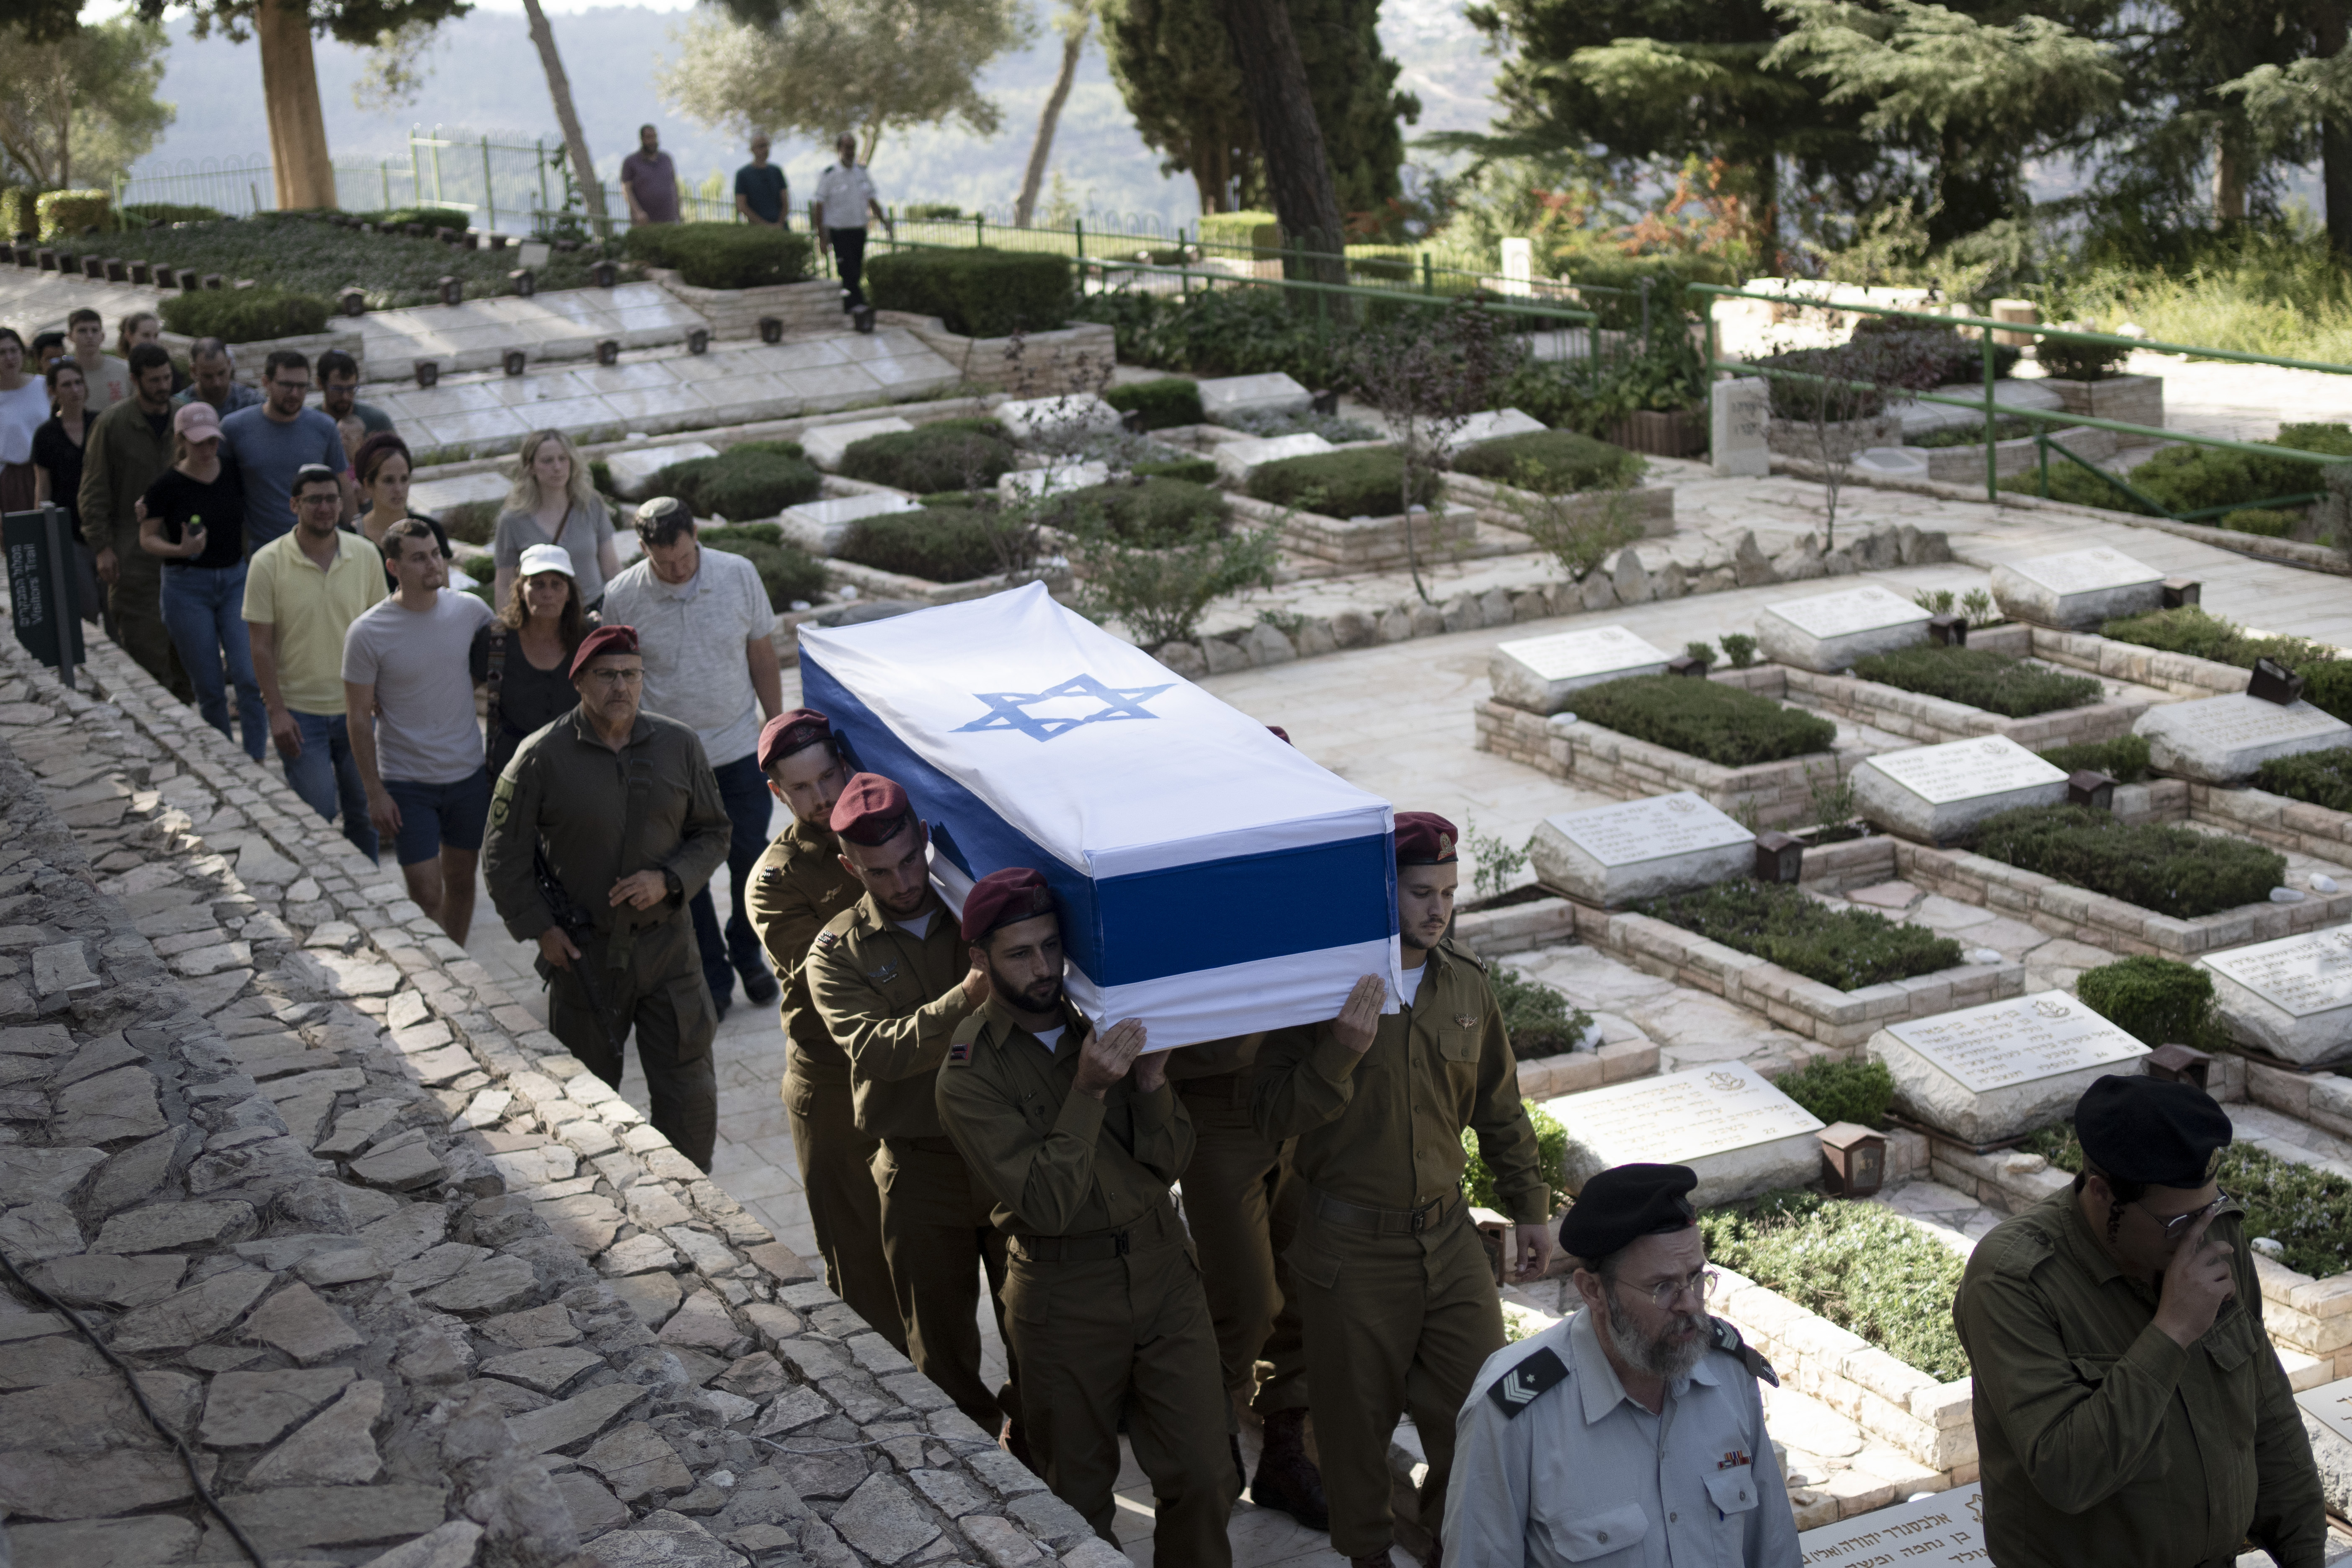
[{"left": 5, "top": 505, "right": 84, "bottom": 683}]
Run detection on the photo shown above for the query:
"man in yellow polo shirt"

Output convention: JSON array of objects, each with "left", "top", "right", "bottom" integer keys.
[{"left": 242, "top": 462, "right": 388, "bottom": 859}]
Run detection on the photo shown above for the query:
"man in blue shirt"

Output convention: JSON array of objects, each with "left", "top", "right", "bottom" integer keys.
[
  {"left": 221, "top": 350, "right": 352, "bottom": 552},
  {"left": 735, "top": 136, "right": 789, "bottom": 228}
]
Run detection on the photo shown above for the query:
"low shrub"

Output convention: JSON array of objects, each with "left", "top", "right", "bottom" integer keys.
[
  {"left": 362, "top": 205, "right": 473, "bottom": 232},
  {"left": 1452, "top": 429, "right": 1643, "bottom": 495},
  {"left": 653, "top": 446, "right": 821, "bottom": 519},
  {"left": 1102, "top": 377, "right": 1203, "bottom": 431},
  {"left": 1051, "top": 477, "right": 1224, "bottom": 546},
  {"left": 2254, "top": 747, "right": 2352, "bottom": 812},
  {"left": 1997, "top": 462, "right": 2147, "bottom": 511},
  {"left": 865, "top": 247, "right": 1073, "bottom": 337},
  {"left": 2097, "top": 606, "right": 2334, "bottom": 671},
  {"left": 159, "top": 288, "right": 330, "bottom": 343},
  {"left": 1462, "top": 1100, "right": 1566, "bottom": 1213},
  {"left": 1132, "top": 455, "right": 1217, "bottom": 484},
  {"left": 1220, "top": 407, "right": 1379, "bottom": 442},
  {"left": 2035, "top": 734, "right": 2151, "bottom": 784},
  {"left": 623, "top": 222, "right": 812, "bottom": 289},
  {"left": 0, "top": 187, "right": 33, "bottom": 238},
  {"left": 1635, "top": 877, "right": 1964, "bottom": 990},
  {"left": 1490, "top": 965, "right": 1594, "bottom": 1059},
  {"left": 838, "top": 420, "right": 1015, "bottom": 493},
  {"left": 439, "top": 500, "right": 498, "bottom": 547},
  {"left": 2023, "top": 1131, "right": 2352, "bottom": 1281},
  {"left": 1911, "top": 415, "right": 2037, "bottom": 449},
  {"left": 1196, "top": 210, "right": 1282, "bottom": 256},
  {"left": 1064, "top": 512, "right": 1280, "bottom": 645},
  {"left": 1070, "top": 286, "right": 1338, "bottom": 384},
  {"left": 1849, "top": 644, "right": 2104, "bottom": 718},
  {"left": 1569, "top": 675, "right": 1836, "bottom": 768},
  {"left": 36, "top": 188, "right": 109, "bottom": 239},
  {"left": 1966, "top": 803, "right": 2285, "bottom": 918},
  {"left": 1551, "top": 245, "right": 1737, "bottom": 332},
  {"left": 1773, "top": 1057, "right": 1896, "bottom": 1129},
  {"left": 2222, "top": 507, "right": 2298, "bottom": 537},
  {"left": 1245, "top": 446, "right": 1434, "bottom": 519},
  {"left": 2076, "top": 954, "right": 2227, "bottom": 1051},
  {"left": 2295, "top": 660, "right": 2352, "bottom": 724},
  {"left": 834, "top": 506, "right": 1002, "bottom": 584},
  {"left": 2035, "top": 338, "right": 2135, "bottom": 381},
  {"left": 903, "top": 202, "right": 964, "bottom": 220},
  {"left": 699, "top": 525, "right": 828, "bottom": 609},
  {"left": 2002, "top": 425, "right": 2349, "bottom": 517},
  {"left": 118, "top": 202, "right": 225, "bottom": 227},
  {"left": 1699, "top": 1190, "right": 1969, "bottom": 1381},
  {"left": 1846, "top": 315, "right": 2021, "bottom": 384}
]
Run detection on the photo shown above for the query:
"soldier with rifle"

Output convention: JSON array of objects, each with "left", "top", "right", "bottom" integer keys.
[{"left": 482, "top": 623, "right": 733, "bottom": 1168}]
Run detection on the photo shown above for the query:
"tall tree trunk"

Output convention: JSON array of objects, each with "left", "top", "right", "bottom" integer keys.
[
  {"left": 521, "top": 0, "right": 609, "bottom": 228},
  {"left": 258, "top": 0, "right": 335, "bottom": 209},
  {"left": 2213, "top": 137, "right": 2247, "bottom": 224},
  {"left": 1208, "top": 0, "right": 1345, "bottom": 286},
  {"left": 2322, "top": 5, "right": 2352, "bottom": 259},
  {"left": 1016, "top": 19, "right": 1088, "bottom": 227}
]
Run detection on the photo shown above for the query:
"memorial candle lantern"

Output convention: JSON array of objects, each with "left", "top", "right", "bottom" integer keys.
[
  {"left": 338, "top": 287, "right": 365, "bottom": 317},
  {"left": 1666, "top": 653, "right": 1709, "bottom": 678},
  {"left": 596, "top": 339, "right": 621, "bottom": 367},
  {"left": 1754, "top": 830, "right": 1804, "bottom": 884},
  {"left": 1928, "top": 613, "right": 1968, "bottom": 647},
  {"left": 1818, "top": 1121, "right": 1887, "bottom": 1198},
  {"left": 413, "top": 360, "right": 439, "bottom": 389},
  {"left": 503, "top": 350, "right": 527, "bottom": 378},
  {"left": 759, "top": 316, "right": 784, "bottom": 344},
  {"left": 2144, "top": 1042, "right": 2211, "bottom": 1090},
  {"left": 508, "top": 268, "right": 535, "bottom": 298},
  {"left": 591, "top": 259, "right": 619, "bottom": 288},
  {"left": 2249, "top": 657, "right": 2306, "bottom": 706},
  {"left": 2163, "top": 578, "right": 2201, "bottom": 609},
  {"left": 2066, "top": 770, "right": 2117, "bottom": 812}
]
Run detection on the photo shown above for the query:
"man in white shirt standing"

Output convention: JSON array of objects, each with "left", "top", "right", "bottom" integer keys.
[
  {"left": 812, "top": 133, "right": 894, "bottom": 312},
  {"left": 601, "top": 496, "right": 785, "bottom": 1019},
  {"left": 343, "top": 517, "right": 495, "bottom": 943}
]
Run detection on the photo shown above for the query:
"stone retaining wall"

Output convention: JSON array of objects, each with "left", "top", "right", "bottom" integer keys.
[
  {"left": 877, "top": 316, "right": 1117, "bottom": 396},
  {"left": 2022, "top": 626, "right": 2254, "bottom": 698},
  {"left": 1226, "top": 493, "right": 1481, "bottom": 573},
  {"left": 1439, "top": 474, "right": 1677, "bottom": 539},
  {"left": 644, "top": 272, "right": 839, "bottom": 341},
  {"left": 2189, "top": 783, "right": 2352, "bottom": 863}
]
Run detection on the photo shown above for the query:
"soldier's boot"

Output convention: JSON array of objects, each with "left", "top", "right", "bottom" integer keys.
[
  {"left": 1248, "top": 1407, "right": 1328, "bottom": 1529},
  {"left": 1228, "top": 1434, "right": 1244, "bottom": 1493}
]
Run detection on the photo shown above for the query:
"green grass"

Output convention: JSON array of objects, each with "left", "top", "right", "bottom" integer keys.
[
  {"left": 1773, "top": 1057, "right": 1896, "bottom": 1129},
  {"left": 2075, "top": 954, "right": 2230, "bottom": 1053},
  {"left": 1491, "top": 965, "right": 1594, "bottom": 1059},
  {"left": 2254, "top": 747, "right": 2352, "bottom": 812},
  {"left": 1570, "top": 675, "right": 1837, "bottom": 768},
  {"left": 102, "top": 211, "right": 603, "bottom": 309},
  {"left": 2020, "top": 1128, "right": 2352, "bottom": 1281},
  {"left": 1637, "top": 877, "right": 1964, "bottom": 990},
  {"left": 1699, "top": 1190, "right": 1970, "bottom": 1381},
  {"left": 2059, "top": 223, "right": 2352, "bottom": 366},
  {"left": 1966, "top": 804, "right": 2285, "bottom": 918},
  {"left": 1462, "top": 1100, "right": 1565, "bottom": 1214},
  {"left": 1850, "top": 645, "right": 2104, "bottom": 718},
  {"left": 2035, "top": 734, "right": 2152, "bottom": 784}
]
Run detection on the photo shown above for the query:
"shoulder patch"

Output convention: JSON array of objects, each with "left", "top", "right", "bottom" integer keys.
[
  {"left": 947, "top": 1039, "right": 973, "bottom": 1066},
  {"left": 759, "top": 866, "right": 783, "bottom": 885},
  {"left": 1709, "top": 1317, "right": 1779, "bottom": 1387},
  {"left": 813, "top": 931, "right": 840, "bottom": 951},
  {"left": 1485, "top": 1346, "right": 1568, "bottom": 1417}
]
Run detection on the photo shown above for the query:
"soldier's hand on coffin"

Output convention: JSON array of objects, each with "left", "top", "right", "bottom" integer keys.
[
  {"left": 537, "top": 926, "right": 581, "bottom": 970},
  {"left": 1075, "top": 1017, "right": 1146, "bottom": 1100},
  {"left": 1332, "top": 974, "right": 1387, "bottom": 1055},
  {"left": 609, "top": 869, "right": 669, "bottom": 910},
  {"left": 1132, "top": 1042, "right": 1168, "bottom": 1094}
]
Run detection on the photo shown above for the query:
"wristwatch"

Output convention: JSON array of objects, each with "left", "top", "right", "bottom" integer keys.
[{"left": 661, "top": 868, "right": 683, "bottom": 900}]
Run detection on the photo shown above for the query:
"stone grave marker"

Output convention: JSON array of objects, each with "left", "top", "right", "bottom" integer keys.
[
  {"left": 1489, "top": 624, "right": 1673, "bottom": 714},
  {"left": 1549, "top": 1061, "right": 1824, "bottom": 1207},
  {"left": 995, "top": 392, "right": 1121, "bottom": 443},
  {"left": 1441, "top": 407, "right": 1547, "bottom": 454},
  {"left": 408, "top": 469, "right": 513, "bottom": 519},
  {"left": 1989, "top": 546, "right": 2164, "bottom": 629},
  {"left": 800, "top": 416, "right": 913, "bottom": 472},
  {"left": 1850, "top": 734, "right": 2069, "bottom": 843},
  {"left": 2202, "top": 928, "right": 2352, "bottom": 1065},
  {"left": 998, "top": 461, "right": 1112, "bottom": 502},
  {"left": 2296, "top": 1375, "right": 2352, "bottom": 1517},
  {"left": 1797, "top": 1483, "right": 1986, "bottom": 1565},
  {"left": 779, "top": 492, "right": 922, "bottom": 555},
  {"left": 1870, "top": 990, "right": 2149, "bottom": 1142},
  {"left": 1198, "top": 372, "right": 1310, "bottom": 423},
  {"left": 2134, "top": 694, "right": 2352, "bottom": 784},
  {"left": 605, "top": 441, "right": 718, "bottom": 501},
  {"left": 1530, "top": 791, "right": 1754, "bottom": 907},
  {"left": 1712, "top": 377, "right": 1769, "bottom": 479},
  {"left": 1756, "top": 583, "right": 1931, "bottom": 672},
  {"left": 1214, "top": 432, "right": 1335, "bottom": 487}
]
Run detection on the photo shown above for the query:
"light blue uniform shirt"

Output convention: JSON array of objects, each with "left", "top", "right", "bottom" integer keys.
[{"left": 1442, "top": 1305, "right": 1800, "bottom": 1567}]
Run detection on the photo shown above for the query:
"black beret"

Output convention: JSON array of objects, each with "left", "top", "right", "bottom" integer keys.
[
  {"left": 1559, "top": 1163, "right": 1698, "bottom": 1261},
  {"left": 2074, "top": 1074, "right": 2232, "bottom": 1188}
]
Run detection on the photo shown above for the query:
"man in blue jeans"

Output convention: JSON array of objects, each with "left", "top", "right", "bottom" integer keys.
[{"left": 243, "top": 464, "right": 386, "bottom": 860}]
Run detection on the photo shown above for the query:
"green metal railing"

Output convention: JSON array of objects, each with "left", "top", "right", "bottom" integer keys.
[{"left": 1689, "top": 284, "right": 2351, "bottom": 524}]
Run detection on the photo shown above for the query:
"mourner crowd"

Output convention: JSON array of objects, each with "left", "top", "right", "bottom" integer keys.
[{"left": 10, "top": 305, "right": 2331, "bottom": 1568}]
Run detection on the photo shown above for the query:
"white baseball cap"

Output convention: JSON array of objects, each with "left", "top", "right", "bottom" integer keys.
[{"left": 518, "top": 543, "right": 574, "bottom": 578}]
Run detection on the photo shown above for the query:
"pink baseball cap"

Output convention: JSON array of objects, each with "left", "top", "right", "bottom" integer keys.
[{"left": 173, "top": 401, "right": 221, "bottom": 441}]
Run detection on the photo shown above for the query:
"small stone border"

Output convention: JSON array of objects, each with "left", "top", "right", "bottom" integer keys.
[
  {"left": 2192, "top": 782, "right": 2352, "bottom": 861},
  {"left": 2020, "top": 624, "right": 2263, "bottom": 696},
  {"left": 1226, "top": 492, "right": 1482, "bottom": 575},
  {"left": 1439, "top": 472, "right": 1676, "bottom": 540},
  {"left": 1771, "top": 632, "right": 2162, "bottom": 751},
  {"left": 1915, "top": 425, "right": 2117, "bottom": 486},
  {"left": 642, "top": 270, "right": 838, "bottom": 341}
]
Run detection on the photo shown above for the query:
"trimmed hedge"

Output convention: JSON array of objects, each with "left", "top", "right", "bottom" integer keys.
[
  {"left": 1570, "top": 675, "right": 1837, "bottom": 768},
  {"left": 1452, "top": 428, "right": 1643, "bottom": 495},
  {"left": 699, "top": 523, "right": 828, "bottom": 610},
  {"left": 2098, "top": 605, "right": 2332, "bottom": 669},
  {"left": 865, "top": 247, "right": 1073, "bottom": 338},
  {"left": 1132, "top": 455, "right": 1217, "bottom": 484},
  {"left": 362, "top": 206, "right": 473, "bottom": 232},
  {"left": 118, "top": 202, "right": 225, "bottom": 227},
  {"left": 2076, "top": 954, "right": 2227, "bottom": 1051},
  {"left": 1849, "top": 644, "right": 2104, "bottom": 718},
  {"left": 1491, "top": 965, "right": 1594, "bottom": 1059},
  {"left": 441, "top": 500, "right": 498, "bottom": 547},
  {"left": 1636, "top": 877, "right": 1964, "bottom": 990},
  {"left": 1966, "top": 804, "right": 2284, "bottom": 918},
  {"left": 2036, "top": 734, "right": 2152, "bottom": 784},
  {"left": 652, "top": 442, "right": 820, "bottom": 520},
  {"left": 1461, "top": 1101, "right": 1566, "bottom": 1213},
  {"left": 839, "top": 420, "right": 1015, "bottom": 493},
  {"left": 0, "top": 188, "right": 32, "bottom": 239},
  {"left": 835, "top": 506, "right": 999, "bottom": 583},
  {"left": 2254, "top": 747, "right": 2352, "bottom": 812},
  {"left": 1245, "top": 446, "right": 1436, "bottom": 519},
  {"left": 36, "top": 188, "right": 109, "bottom": 239},
  {"left": 2036, "top": 338, "right": 2134, "bottom": 382},
  {"left": 2002, "top": 422, "right": 2352, "bottom": 517},
  {"left": 2222, "top": 507, "right": 2298, "bottom": 537},
  {"left": 158, "top": 288, "right": 331, "bottom": 344},
  {"left": 1774, "top": 1057, "right": 1895, "bottom": 1129},
  {"left": 1051, "top": 477, "right": 1224, "bottom": 546},
  {"left": 622, "top": 222, "right": 813, "bottom": 289},
  {"left": 1102, "top": 377, "right": 1204, "bottom": 431}
]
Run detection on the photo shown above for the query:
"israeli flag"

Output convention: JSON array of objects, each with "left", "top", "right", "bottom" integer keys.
[{"left": 798, "top": 582, "right": 1403, "bottom": 1050}]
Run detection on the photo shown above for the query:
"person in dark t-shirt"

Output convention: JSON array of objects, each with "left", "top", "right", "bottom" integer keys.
[
  {"left": 735, "top": 136, "right": 789, "bottom": 227},
  {"left": 139, "top": 400, "right": 264, "bottom": 760}
]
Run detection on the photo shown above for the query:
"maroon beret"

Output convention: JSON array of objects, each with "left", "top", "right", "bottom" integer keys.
[
  {"left": 1395, "top": 811, "right": 1460, "bottom": 866},
  {"left": 830, "top": 773, "right": 914, "bottom": 846},
  {"left": 570, "top": 624, "right": 639, "bottom": 679},
  {"left": 961, "top": 867, "right": 1057, "bottom": 944},
  {"left": 758, "top": 708, "right": 833, "bottom": 772},
  {"left": 1266, "top": 725, "right": 1292, "bottom": 745}
]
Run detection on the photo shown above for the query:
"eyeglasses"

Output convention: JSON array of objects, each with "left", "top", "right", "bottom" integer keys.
[
  {"left": 582, "top": 668, "right": 643, "bottom": 686},
  {"left": 2145, "top": 1190, "right": 2231, "bottom": 1241},
  {"left": 1618, "top": 1268, "right": 1719, "bottom": 1310}
]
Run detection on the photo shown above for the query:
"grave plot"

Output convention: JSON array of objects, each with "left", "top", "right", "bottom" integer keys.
[
  {"left": 1756, "top": 583, "right": 1931, "bottom": 673},
  {"left": 1488, "top": 625, "right": 1674, "bottom": 714},
  {"left": 2136, "top": 693, "right": 2352, "bottom": 785},
  {"left": 1439, "top": 426, "right": 1678, "bottom": 541},
  {"left": 1779, "top": 623, "right": 2168, "bottom": 753},
  {"left": 1548, "top": 1060, "right": 1825, "bottom": 1205},
  {"left": 1228, "top": 446, "right": 1483, "bottom": 573},
  {"left": 2203, "top": 929, "right": 2352, "bottom": 1065},
  {"left": 1851, "top": 736, "right": 2071, "bottom": 843},
  {"left": 1867, "top": 990, "right": 2150, "bottom": 1143},
  {"left": 1988, "top": 545, "right": 2167, "bottom": 631}
]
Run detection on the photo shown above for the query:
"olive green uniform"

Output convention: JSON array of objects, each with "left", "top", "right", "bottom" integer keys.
[
  {"left": 483, "top": 707, "right": 730, "bottom": 1169},
  {"left": 805, "top": 894, "right": 1013, "bottom": 1436},
  {"left": 1253, "top": 941, "right": 1547, "bottom": 1560},
  {"left": 1953, "top": 1187, "right": 2325, "bottom": 1568},
  {"left": 939, "top": 997, "right": 1237, "bottom": 1563},
  {"left": 76, "top": 393, "right": 186, "bottom": 699},
  {"left": 745, "top": 815, "right": 901, "bottom": 1349},
  {"left": 1168, "top": 1034, "right": 1308, "bottom": 1418}
]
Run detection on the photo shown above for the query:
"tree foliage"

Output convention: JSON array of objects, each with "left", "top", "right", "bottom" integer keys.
[
  {"left": 0, "top": 17, "right": 175, "bottom": 192},
  {"left": 131, "top": 0, "right": 472, "bottom": 51}
]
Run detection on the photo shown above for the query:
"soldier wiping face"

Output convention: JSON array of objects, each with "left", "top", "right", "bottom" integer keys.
[{"left": 1565, "top": 1163, "right": 1714, "bottom": 1383}]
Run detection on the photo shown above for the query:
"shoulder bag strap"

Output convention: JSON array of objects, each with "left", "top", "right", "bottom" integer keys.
[{"left": 483, "top": 624, "right": 508, "bottom": 766}]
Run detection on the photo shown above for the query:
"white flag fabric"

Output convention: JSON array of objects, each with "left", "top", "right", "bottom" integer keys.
[{"left": 798, "top": 582, "right": 1402, "bottom": 1049}]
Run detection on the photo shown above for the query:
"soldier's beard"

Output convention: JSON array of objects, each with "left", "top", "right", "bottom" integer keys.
[
  {"left": 1603, "top": 1288, "right": 1707, "bottom": 1382},
  {"left": 986, "top": 958, "right": 1062, "bottom": 1014}
]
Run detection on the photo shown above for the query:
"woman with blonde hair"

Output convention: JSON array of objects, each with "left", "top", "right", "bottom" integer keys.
[
  {"left": 471, "top": 542, "right": 597, "bottom": 778},
  {"left": 491, "top": 427, "right": 618, "bottom": 608}
]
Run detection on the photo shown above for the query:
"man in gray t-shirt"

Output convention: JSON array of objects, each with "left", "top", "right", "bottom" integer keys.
[{"left": 343, "top": 520, "right": 494, "bottom": 943}]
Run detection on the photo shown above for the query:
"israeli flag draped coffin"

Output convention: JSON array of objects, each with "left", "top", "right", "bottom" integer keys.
[{"left": 797, "top": 582, "right": 1402, "bottom": 1050}]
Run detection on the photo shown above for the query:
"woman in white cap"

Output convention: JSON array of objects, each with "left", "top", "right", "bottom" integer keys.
[
  {"left": 471, "top": 539, "right": 597, "bottom": 778},
  {"left": 136, "top": 399, "right": 266, "bottom": 760}
]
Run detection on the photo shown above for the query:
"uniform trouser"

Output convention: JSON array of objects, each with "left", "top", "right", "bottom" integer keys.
[
  {"left": 106, "top": 552, "right": 190, "bottom": 701},
  {"left": 830, "top": 227, "right": 869, "bottom": 305},
  {"left": 873, "top": 1137, "right": 1019, "bottom": 1437},
  {"left": 782, "top": 1061, "right": 901, "bottom": 1350},
  {"left": 1002, "top": 1203, "right": 1238, "bottom": 1564},
  {"left": 1290, "top": 1198, "right": 1503, "bottom": 1557},
  {"left": 1178, "top": 1081, "right": 1308, "bottom": 1418},
  {"left": 547, "top": 919, "right": 718, "bottom": 1170}
]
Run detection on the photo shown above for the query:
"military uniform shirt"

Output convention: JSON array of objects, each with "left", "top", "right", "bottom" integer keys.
[
  {"left": 805, "top": 894, "right": 977, "bottom": 1139},
  {"left": 1953, "top": 1187, "right": 2326, "bottom": 1568},
  {"left": 745, "top": 815, "right": 862, "bottom": 1081},
  {"left": 1253, "top": 939, "right": 1547, "bottom": 1222},
  {"left": 1444, "top": 1305, "right": 1797, "bottom": 1567},
  {"left": 938, "top": 995, "right": 1194, "bottom": 1238}
]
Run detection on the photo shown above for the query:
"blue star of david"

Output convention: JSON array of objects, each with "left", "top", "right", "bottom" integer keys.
[{"left": 954, "top": 673, "right": 1174, "bottom": 741}]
